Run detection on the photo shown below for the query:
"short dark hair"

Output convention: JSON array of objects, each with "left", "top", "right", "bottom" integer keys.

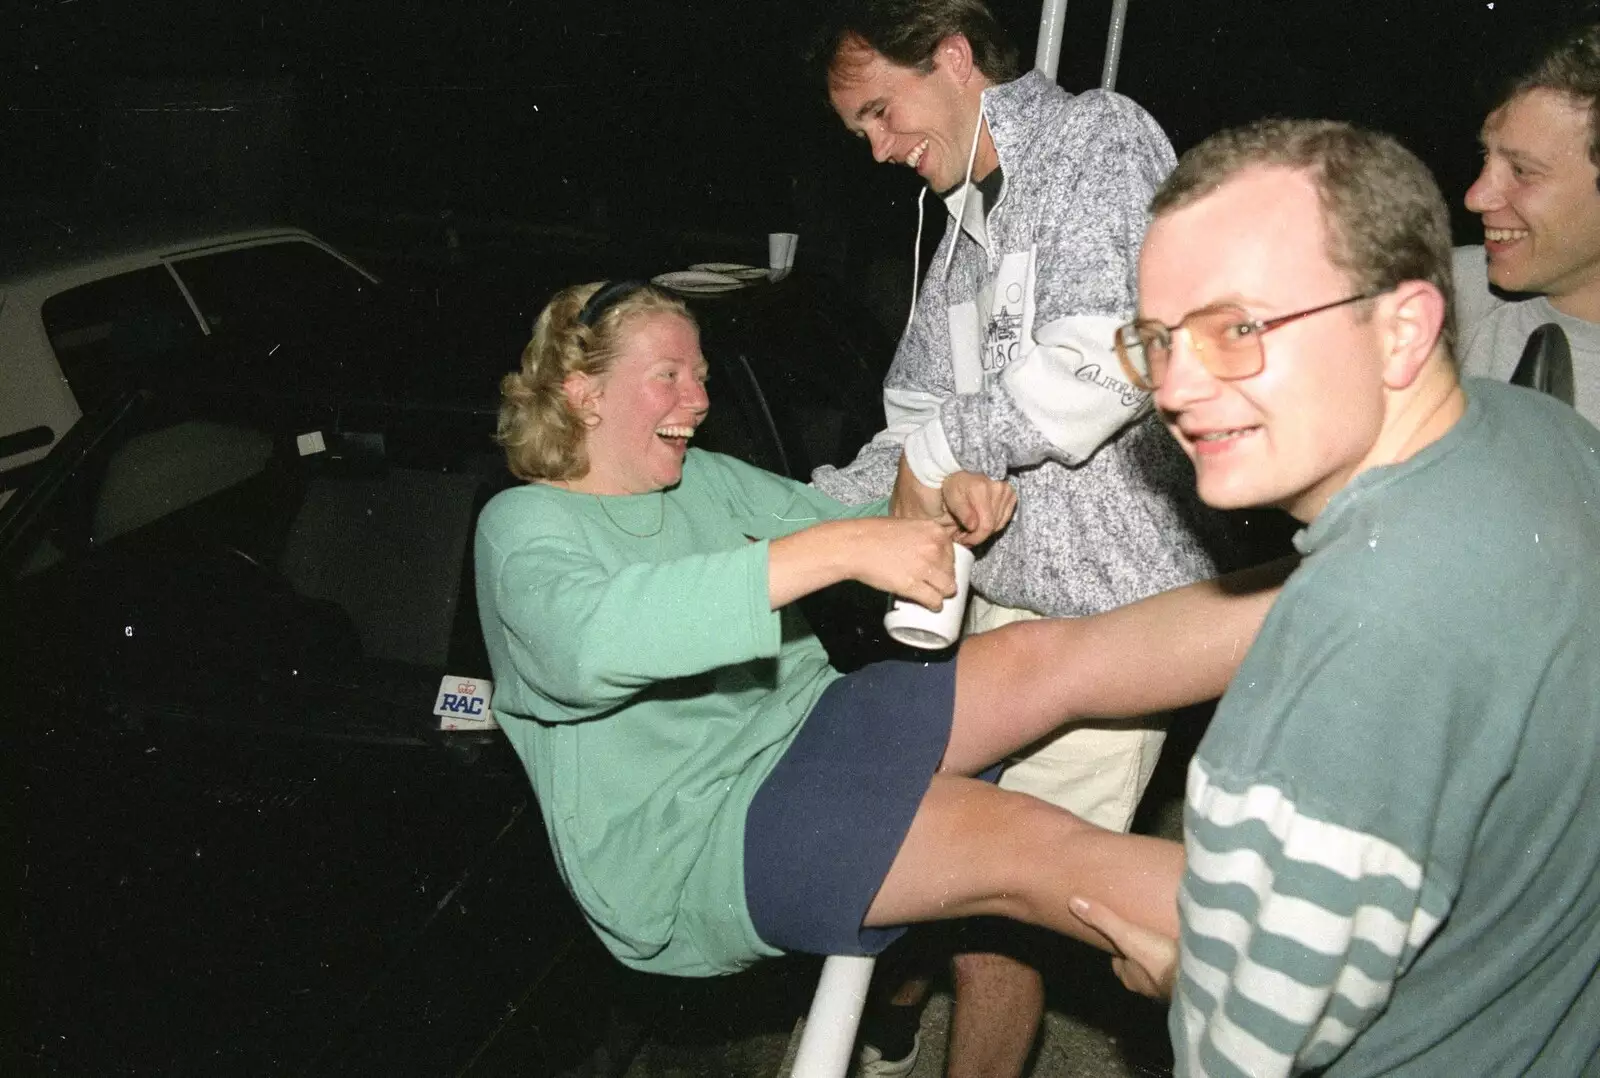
[
  {"left": 1153, "top": 119, "right": 1457, "bottom": 360},
  {"left": 805, "top": 0, "right": 1020, "bottom": 89},
  {"left": 1498, "top": 22, "right": 1600, "bottom": 173}
]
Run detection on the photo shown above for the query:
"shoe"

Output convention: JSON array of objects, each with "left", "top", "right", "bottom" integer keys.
[{"left": 855, "top": 1032, "right": 921, "bottom": 1077}]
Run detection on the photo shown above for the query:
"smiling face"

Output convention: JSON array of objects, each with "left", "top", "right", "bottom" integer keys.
[
  {"left": 1465, "top": 88, "right": 1600, "bottom": 319},
  {"left": 827, "top": 36, "right": 996, "bottom": 192},
  {"left": 1143, "top": 166, "right": 1392, "bottom": 522},
  {"left": 564, "top": 312, "right": 709, "bottom": 496}
]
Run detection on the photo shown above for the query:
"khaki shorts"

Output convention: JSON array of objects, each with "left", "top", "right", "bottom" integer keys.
[{"left": 964, "top": 595, "right": 1167, "bottom": 832}]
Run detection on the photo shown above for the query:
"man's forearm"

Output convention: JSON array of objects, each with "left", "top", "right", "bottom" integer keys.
[{"left": 889, "top": 452, "right": 946, "bottom": 520}]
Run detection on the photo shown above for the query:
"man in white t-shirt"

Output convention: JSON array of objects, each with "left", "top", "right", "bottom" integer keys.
[{"left": 1455, "top": 21, "right": 1600, "bottom": 423}]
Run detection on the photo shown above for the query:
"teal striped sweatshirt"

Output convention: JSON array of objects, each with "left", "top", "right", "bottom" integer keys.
[{"left": 1173, "top": 380, "right": 1600, "bottom": 1076}]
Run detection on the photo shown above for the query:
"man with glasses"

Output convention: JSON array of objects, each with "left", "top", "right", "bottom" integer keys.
[
  {"left": 1068, "top": 118, "right": 1600, "bottom": 1075},
  {"left": 1455, "top": 20, "right": 1600, "bottom": 423}
]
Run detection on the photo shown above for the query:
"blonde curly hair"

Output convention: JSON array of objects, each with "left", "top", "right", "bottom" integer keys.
[{"left": 496, "top": 281, "right": 693, "bottom": 482}]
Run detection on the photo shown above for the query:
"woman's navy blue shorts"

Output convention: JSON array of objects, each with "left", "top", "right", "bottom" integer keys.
[{"left": 743, "top": 656, "right": 970, "bottom": 957}]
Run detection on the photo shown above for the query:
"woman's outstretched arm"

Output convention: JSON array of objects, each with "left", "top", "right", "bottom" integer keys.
[{"left": 768, "top": 461, "right": 1014, "bottom": 610}]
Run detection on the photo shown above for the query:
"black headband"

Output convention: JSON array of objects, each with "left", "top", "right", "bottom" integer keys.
[{"left": 577, "top": 279, "right": 651, "bottom": 328}]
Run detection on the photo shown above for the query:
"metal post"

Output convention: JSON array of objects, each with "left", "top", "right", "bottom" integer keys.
[
  {"left": 1034, "top": 0, "right": 1069, "bottom": 79},
  {"left": 1101, "top": 0, "right": 1130, "bottom": 90},
  {"left": 788, "top": 955, "right": 877, "bottom": 1078}
]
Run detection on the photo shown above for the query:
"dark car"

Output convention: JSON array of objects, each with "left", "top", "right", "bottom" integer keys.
[{"left": 0, "top": 267, "right": 899, "bottom": 1077}]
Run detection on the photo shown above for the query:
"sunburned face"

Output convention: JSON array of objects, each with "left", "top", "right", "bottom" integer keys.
[
  {"left": 827, "top": 37, "right": 995, "bottom": 193},
  {"left": 566, "top": 312, "right": 709, "bottom": 496},
  {"left": 1465, "top": 88, "right": 1600, "bottom": 320},
  {"left": 1141, "top": 166, "right": 1392, "bottom": 522}
]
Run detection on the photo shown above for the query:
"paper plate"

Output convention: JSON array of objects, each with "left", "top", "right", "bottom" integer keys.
[
  {"left": 688, "top": 262, "right": 769, "bottom": 281},
  {"left": 653, "top": 269, "right": 750, "bottom": 295}
]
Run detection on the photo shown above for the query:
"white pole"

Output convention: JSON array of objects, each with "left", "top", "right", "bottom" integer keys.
[
  {"left": 1101, "top": 0, "right": 1130, "bottom": 90},
  {"left": 788, "top": 955, "right": 877, "bottom": 1078},
  {"left": 1034, "top": 0, "right": 1069, "bottom": 79}
]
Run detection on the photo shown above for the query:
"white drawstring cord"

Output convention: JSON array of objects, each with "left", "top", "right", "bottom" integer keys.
[
  {"left": 941, "top": 105, "right": 987, "bottom": 279},
  {"left": 904, "top": 99, "right": 986, "bottom": 336},
  {"left": 904, "top": 185, "right": 928, "bottom": 337}
]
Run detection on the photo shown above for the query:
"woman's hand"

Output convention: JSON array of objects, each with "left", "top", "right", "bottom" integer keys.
[
  {"left": 850, "top": 516, "right": 958, "bottom": 610},
  {"left": 769, "top": 517, "right": 956, "bottom": 612},
  {"left": 942, "top": 472, "right": 1015, "bottom": 546},
  {"left": 1069, "top": 896, "right": 1179, "bottom": 1000}
]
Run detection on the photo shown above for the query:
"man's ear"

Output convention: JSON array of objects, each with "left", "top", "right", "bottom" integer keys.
[
  {"left": 933, "top": 33, "right": 976, "bottom": 83},
  {"left": 1379, "top": 280, "right": 1447, "bottom": 390},
  {"left": 563, "top": 371, "right": 603, "bottom": 426}
]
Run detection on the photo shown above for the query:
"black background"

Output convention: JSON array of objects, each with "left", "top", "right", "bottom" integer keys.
[{"left": 2, "top": 0, "right": 1591, "bottom": 290}]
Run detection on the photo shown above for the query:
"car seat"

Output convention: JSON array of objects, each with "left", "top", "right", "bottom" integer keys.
[
  {"left": 279, "top": 457, "right": 484, "bottom": 669},
  {"left": 1509, "top": 323, "right": 1574, "bottom": 406}
]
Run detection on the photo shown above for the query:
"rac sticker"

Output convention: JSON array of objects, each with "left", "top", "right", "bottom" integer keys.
[{"left": 433, "top": 675, "right": 498, "bottom": 730}]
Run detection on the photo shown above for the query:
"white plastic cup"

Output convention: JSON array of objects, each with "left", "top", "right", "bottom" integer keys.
[
  {"left": 883, "top": 543, "right": 975, "bottom": 650},
  {"left": 768, "top": 232, "right": 799, "bottom": 276}
]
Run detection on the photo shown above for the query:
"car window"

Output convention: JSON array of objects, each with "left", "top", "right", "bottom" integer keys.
[
  {"left": 173, "top": 240, "right": 374, "bottom": 347},
  {"left": 90, "top": 419, "right": 274, "bottom": 545},
  {"left": 41, "top": 267, "right": 205, "bottom": 407},
  {"left": 690, "top": 345, "right": 786, "bottom": 475},
  {"left": 12, "top": 412, "right": 281, "bottom": 581},
  {"left": 734, "top": 295, "right": 887, "bottom": 474},
  {"left": 20, "top": 400, "right": 492, "bottom": 675}
]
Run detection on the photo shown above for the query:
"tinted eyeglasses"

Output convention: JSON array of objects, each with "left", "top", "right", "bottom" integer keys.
[{"left": 1114, "top": 292, "right": 1382, "bottom": 391}]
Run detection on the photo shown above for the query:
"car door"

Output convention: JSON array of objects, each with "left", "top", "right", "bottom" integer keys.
[
  {"left": 0, "top": 390, "right": 594, "bottom": 1076},
  {"left": 695, "top": 281, "right": 906, "bottom": 671}
]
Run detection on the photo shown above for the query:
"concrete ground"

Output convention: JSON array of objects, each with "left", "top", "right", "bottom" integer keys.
[{"left": 603, "top": 947, "right": 1173, "bottom": 1078}]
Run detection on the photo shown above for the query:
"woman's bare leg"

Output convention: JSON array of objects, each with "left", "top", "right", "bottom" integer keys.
[
  {"left": 941, "top": 558, "right": 1290, "bottom": 776},
  {"left": 862, "top": 562, "right": 1290, "bottom": 949},
  {"left": 865, "top": 775, "right": 1183, "bottom": 950}
]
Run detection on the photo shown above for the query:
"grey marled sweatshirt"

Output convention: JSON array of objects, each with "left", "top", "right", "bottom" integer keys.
[{"left": 812, "top": 70, "right": 1225, "bottom": 616}]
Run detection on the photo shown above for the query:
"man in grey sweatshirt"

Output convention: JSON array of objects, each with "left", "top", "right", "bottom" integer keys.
[{"left": 808, "top": 1, "right": 1227, "bottom": 1074}]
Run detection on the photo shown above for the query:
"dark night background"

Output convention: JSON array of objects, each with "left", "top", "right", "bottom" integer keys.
[
  {"left": 1, "top": 0, "right": 1589, "bottom": 319},
  {"left": 0, "top": 3, "right": 1591, "bottom": 1074}
]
